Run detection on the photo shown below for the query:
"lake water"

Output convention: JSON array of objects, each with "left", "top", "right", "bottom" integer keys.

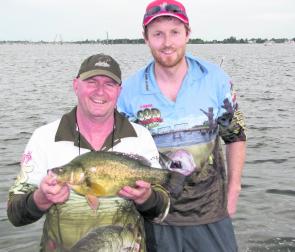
[{"left": 0, "top": 43, "right": 294, "bottom": 252}]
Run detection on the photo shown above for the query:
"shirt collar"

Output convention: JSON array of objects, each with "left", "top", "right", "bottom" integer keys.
[
  {"left": 55, "top": 107, "right": 137, "bottom": 151},
  {"left": 142, "top": 54, "right": 208, "bottom": 94},
  {"left": 186, "top": 54, "right": 208, "bottom": 83}
]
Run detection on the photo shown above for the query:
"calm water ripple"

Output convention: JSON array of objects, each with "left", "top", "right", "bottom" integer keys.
[{"left": 0, "top": 43, "right": 294, "bottom": 251}]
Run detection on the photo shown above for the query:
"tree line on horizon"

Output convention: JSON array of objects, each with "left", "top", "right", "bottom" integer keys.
[{"left": 1, "top": 36, "right": 294, "bottom": 44}]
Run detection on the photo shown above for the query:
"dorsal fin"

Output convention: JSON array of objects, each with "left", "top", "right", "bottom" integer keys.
[{"left": 104, "top": 151, "right": 152, "bottom": 167}]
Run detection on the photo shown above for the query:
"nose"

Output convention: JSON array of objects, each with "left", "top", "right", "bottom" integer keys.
[
  {"left": 93, "top": 82, "right": 105, "bottom": 94},
  {"left": 95, "top": 83, "right": 104, "bottom": 93},
  {"left": 163, "top": 34, "right": 172, "bottom": 47}
]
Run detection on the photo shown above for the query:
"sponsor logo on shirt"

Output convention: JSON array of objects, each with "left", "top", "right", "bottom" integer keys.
[{"left": 136, "top": 107, "right": 163, "bottom": 129}]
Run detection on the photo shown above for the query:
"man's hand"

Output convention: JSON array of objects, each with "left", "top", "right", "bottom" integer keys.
[
  {"left": 227, "top": 186, "right": 241, "bottom": 217},
  {"left": 118, "top": 180, "right": 152, "bottom": 205},
  {"left": 226, "top": 141, "right": 246, "bottom": 217},
  {"left": 33, "top": 171, "right": 70, "bottom": 211}
]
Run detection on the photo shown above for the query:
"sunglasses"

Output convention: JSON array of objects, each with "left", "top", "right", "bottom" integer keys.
[{"left": 144, "top": 4, "right": 187, "bottom": 19}]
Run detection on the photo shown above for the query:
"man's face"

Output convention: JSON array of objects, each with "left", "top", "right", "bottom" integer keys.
[
  {"left": 73, "top": 75, "right": 121, "bottom": 122},
  {"left": 145, "top": 17, "right": 190, "bottom": 68}
]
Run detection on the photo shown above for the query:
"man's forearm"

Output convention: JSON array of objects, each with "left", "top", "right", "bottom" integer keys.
[
  {"left": 7, "top": 192, "right": 45, "bottom": 227},
  {"left": 226, "top": 141, "right": 246, "bottom": 216},
  {"left": 136, "top": 185, "right": 170, "bottom": 221}
]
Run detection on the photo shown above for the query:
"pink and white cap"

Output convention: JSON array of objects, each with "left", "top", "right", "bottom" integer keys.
[{"left": 143, "top": 0, "right": 189, "bottom": 27}]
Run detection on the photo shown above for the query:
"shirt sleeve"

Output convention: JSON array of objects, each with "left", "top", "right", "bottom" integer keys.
[
  {"left": 7, "top": 191, "right": 45, "bottom": 226},
  {"left": 135, "top": 185, "right": 170, "bottom": 223},
  {"left": 217, "top": 78, "right": 247, "bottom": 144},
  {"left": 7, "top": 129, "right": 47, "bottom": 226}
]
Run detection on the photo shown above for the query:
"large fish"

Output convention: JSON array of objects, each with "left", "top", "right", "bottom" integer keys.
[
  {"left": 51, "top": 151, "right": 195, "bottom": 209},
  {"left": 69, "top": 225, "right": 138, "bottom": 252}
]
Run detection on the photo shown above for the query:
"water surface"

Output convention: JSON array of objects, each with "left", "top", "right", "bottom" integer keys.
[{"left": 0, "top": 43, "right": 294, "bottom": 251}]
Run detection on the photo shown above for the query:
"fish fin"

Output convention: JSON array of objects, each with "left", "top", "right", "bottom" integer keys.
[
  {"left": 86, "top": 194, "right": 99, "bottom": 210},
  {"left": 89, "top": 182, "right": 107, "bottom": 196},
  {"left": 112, "top": 151, "right": 152, "bottom": 167},
  {"left": 70, "top": 184, "right": 88, "bottom": 195}
]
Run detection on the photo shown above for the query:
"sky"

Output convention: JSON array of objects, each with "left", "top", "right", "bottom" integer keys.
[{"left": 1, "top": 0, "right": 295, "bottom": 42}]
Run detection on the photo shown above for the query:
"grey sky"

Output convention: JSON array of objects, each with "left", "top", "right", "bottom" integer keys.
[{"left": 1, "top": 0, "right": 294, "bottom": 41}]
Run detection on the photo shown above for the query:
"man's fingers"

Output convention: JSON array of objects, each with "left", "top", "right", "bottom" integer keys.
[
  {"left": 42, "top": 174, "right": 57, "bottom": 187},
  {"left": 118, "top": 185, "right": 146, "bottom": 198},
  {"left": 46, "top": 185, "right": 70, "bottom": 203},
  {"left": 118, "top": 187, "right": 136, "bottom": 200},
  {"left": 135, "top": 180, "right": 151, "bottom": 188},
  {"left": 121, "top": 186, "right": 138, "bottom": 196},
  {"left": 118, "top": 184, "right": 152, "bottom": 205}
]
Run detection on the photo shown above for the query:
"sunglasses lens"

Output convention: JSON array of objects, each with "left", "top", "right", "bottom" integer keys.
[
  {"left": 144, "top": 3, "right": 187, "bottom": 23},
  {"left": 146, "top": 6, "right": 161, "bottom": 16},
  {"left": 165, "top": 4, "right": 181, "bottom": 13}
]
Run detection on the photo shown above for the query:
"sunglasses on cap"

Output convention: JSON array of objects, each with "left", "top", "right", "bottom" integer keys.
[{"left": 144, "top": 4, "right": 187, "bottom": 19}]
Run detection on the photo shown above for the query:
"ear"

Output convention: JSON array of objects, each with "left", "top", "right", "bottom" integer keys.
[
  {"left": 143, "top": 30, "right": 149, "bottom": 45},
  {"left": 185, "top": 35, "right": 190, "bottom": 44},
  {"left": 116, "top": 85, "right": 122, "bottom": 99},
  {"left": 73, "top": 78, "right": 79, "bottom": 95},
  {"left": 185, "top": 26, "right": 191, "bottom": 43}
]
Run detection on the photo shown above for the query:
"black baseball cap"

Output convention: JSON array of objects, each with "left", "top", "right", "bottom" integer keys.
[{"left": 77, "top": 54, "right": 121, "bottom": 84}]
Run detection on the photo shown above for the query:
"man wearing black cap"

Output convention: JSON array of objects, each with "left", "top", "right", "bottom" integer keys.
[
  {"left": 7, "top": 54, "right": 176, "bottom": 251},
  {"left": 118, "top": 0, "right": 247, "bottom": 251}
]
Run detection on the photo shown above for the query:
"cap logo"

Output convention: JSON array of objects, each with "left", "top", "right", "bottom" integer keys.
[{"left": 95, "top": 61, "right": 110, "bottom": 68}]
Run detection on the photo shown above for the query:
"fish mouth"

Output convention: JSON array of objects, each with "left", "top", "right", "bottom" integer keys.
[{"left": 49, "top": 167, "right": 60, "bottom": 175}]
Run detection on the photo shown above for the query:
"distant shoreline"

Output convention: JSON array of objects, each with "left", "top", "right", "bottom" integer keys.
[{"left": 1, "top": 37, "right": 295, "bottom": 45}]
